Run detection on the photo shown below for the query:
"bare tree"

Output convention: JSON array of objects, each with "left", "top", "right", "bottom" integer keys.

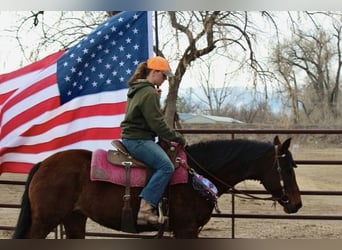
[
  {"left": 158, "top": 11, "right": 274, "bottom": 127},
  {"left": 271, "top": 12, "right": 342, "bottom": 124},
  {"left": 2, "top": 11, "right": 107, "bottom": 63},
  {"left": 190, "top": 58, "right": 234, "bottom": 115}
]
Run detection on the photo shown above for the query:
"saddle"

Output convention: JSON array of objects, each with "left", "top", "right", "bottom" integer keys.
[
  {"left": 108, "top": 139, "right": 182, "bottom": 168},
  {"left": 107, "top": 140, "right": 148, "bottom": 168},
  {"left": 107, "top": 139, "right": 185, "bottom": 234}
]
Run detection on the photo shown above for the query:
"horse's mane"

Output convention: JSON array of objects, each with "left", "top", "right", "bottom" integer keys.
[{"left": 185, "top": 139, "right": 273, "bottom": 172}]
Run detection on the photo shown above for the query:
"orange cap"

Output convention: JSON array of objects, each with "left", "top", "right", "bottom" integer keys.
[{"left": 146, "top": 56, "right": 174, "bottom": 77}]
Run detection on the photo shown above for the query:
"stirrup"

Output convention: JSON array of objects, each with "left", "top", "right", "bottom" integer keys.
[
  {"left": 158, "top": 202, "right": 168, "bottom": 224},
  {"left": 137, "top": 213, "right": 159, "bottom": 225}
]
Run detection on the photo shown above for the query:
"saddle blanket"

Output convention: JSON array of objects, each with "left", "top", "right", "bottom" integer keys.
[{"left": 90, "top": 149, "right": 188, "bottom": 187}]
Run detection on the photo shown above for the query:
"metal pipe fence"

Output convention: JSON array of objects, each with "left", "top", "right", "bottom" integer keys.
[{"left": 1, "top": 129, "right": 341, "bottom": 238}]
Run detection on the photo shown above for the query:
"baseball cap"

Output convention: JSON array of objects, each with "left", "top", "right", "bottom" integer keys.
[{"left": 146, "top": 56, "right": 174, "bottom": 77}]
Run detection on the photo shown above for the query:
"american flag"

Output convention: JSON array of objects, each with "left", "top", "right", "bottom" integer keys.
[{"left": 0, "top": 11, "right": 152, "bottom": 174}]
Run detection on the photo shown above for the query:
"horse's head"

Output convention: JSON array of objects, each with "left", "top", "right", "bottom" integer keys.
[{"left": 262, "top": 136, "right": 302, "bottom": 213}]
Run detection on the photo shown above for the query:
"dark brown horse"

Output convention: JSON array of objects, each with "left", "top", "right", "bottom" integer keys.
[{"left": 13, "top": 136, "right": 302, "bottom": 239}]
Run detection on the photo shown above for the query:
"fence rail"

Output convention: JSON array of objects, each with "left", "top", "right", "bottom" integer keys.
[{"left": 1, "top": 128, "right": 342, "bottom": 238}]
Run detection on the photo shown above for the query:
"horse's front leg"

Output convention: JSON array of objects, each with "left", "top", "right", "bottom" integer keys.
[{"left": 172, "top": 224, "right": 200, "bottom": 238}]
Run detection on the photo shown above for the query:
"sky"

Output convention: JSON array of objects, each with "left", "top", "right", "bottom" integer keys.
[{"left": 0, "top": 12, "right": 25, "bottom": 73}]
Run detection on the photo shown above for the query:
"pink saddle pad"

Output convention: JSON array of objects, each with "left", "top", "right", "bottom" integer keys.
[{"left": 90, "top": 149, "right": 188, "bottom": 187}]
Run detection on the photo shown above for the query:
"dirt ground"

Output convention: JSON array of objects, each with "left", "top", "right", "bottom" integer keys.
[{"left": 1, "top": 146, "right": 342, "bottom": 239}]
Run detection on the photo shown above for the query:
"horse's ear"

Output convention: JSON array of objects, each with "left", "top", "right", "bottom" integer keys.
[
  {"left": 281, "top": 138, "right": 292, "bottom": 151},
  {"left": 273, "top": 135, "right": 281, "bottom": 145}
]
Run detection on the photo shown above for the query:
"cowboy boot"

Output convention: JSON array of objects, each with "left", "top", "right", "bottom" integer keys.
[{"left": 137, "top": 199, "right": 159, "bottom": 225}]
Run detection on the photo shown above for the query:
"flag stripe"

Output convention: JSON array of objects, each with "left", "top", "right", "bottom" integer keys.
[
  {"left": 21, "top": 102, "right": 126, "bottom": 136},
  {"left": 1, "top": 74, "right": 57, "bottom": 114},
  {"left": 0, "top": 90, "right": 16, "bottom": 106},
  {"left": 0, "top": 51, "right": 64, "bottom": 83},
  {"left": 1, "top": 138, "right": 116, "bottom": 174},
  {"left": 1, "top": 97, "right": 60, "bottom": 138},
  {"left": 1, "top": 127, "right": 122, "bottom": 154}
]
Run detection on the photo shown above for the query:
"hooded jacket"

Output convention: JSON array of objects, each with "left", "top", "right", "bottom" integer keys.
[{"left": 120, "top": 80, "right": 185, "bottom": 144}]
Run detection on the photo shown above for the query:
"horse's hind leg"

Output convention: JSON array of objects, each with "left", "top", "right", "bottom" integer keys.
[
  {"left": 26, "top": 218, "right": 59, "bottom": 238},
  {"left": 62, "top": 211, "right": 87, "bottom": 239}
]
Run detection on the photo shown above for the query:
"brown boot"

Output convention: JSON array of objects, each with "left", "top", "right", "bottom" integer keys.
[{"left": 137, "top": 199, "right": 159, "bottom": 225}]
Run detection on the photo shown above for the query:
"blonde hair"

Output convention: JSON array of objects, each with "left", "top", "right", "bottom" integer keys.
[{"left": 127, "top": 61, "right": 152, "bottom": 85}]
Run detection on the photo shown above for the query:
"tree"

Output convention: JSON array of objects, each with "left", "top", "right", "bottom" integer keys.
[
  {"left": 158, "top": 11, "right": 273, "bottom": 127},
  {"left": 2, "top": 11, "right": 108, "bottom": 64},
  {"left": 271, "top": 12, "right": 342, "bottom": 124}
]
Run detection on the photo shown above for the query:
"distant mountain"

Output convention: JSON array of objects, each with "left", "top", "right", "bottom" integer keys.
[{"left": 178, "top": 86, "right": 284, "bottom": 113}]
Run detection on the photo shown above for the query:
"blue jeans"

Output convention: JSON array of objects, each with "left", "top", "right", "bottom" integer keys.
[{"left": 121, "top": 139, "right": 174, "bottom": 207}]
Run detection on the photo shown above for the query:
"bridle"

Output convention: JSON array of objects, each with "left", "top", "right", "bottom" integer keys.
[
  {"left": 184, "top": 144, "right": 290, "bottom": 204},
  {"left": 273, "top": 145, "right": 290, "bottom": 204}
]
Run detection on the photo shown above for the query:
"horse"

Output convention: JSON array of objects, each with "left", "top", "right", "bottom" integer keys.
[{"left": 12, "top": 136, "right": 302, "bottom": 239}]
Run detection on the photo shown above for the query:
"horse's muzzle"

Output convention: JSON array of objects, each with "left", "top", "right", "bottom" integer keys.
[{"left": 281, "top": 199, "right": 302, "bottom": 213}]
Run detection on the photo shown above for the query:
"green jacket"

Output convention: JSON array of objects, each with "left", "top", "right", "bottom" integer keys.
[{"left": 120, "top": 80, "right": 185, "bottom": 144}]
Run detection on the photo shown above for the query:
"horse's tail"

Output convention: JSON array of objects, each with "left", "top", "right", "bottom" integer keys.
[{"left": 12, "top": 163, "right": 40, "bottom": 239}]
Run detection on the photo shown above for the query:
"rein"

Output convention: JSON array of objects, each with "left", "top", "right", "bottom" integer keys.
[{"left": 184, "top": 145, "right": 287, "bottom": 203}]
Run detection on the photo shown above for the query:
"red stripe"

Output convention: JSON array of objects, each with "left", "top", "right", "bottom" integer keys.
[
  {"left": 0, "top": 162, "right": 35, "bottom": 174},
  {"left": 22, "top": 102, "right": 126, "bottom": 136},
  {"left": 1, "top": 96, "right": 60, "bottom": 138},
  {"left": 0, "top": 50, "right": 64, "bottom": 82},
  {"left": 0, "top": 90, "right": 17, "bottom": 106},
  {"left": 1, "top": 127, "right": 122, "bottom": 155},
  {"left": 1, "top": 74, "right": 57, "bottom": 116}
]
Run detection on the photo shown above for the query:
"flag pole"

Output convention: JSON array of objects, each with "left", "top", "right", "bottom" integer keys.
[{"left": 154, "top": 11, "right": 159, "bottom": 56}]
